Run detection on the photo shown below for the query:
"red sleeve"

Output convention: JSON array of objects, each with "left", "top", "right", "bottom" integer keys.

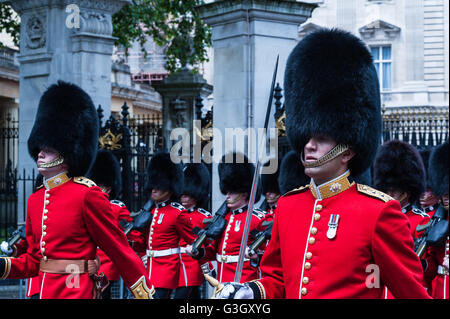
[
  {"left": 372, "top": 201, "right": 431, "bottom": 299},
  {"left": 83, "top": 187, "right": 152, "bottom": 291},
  {"left": 12, "top": 239, "right": 29, "bottom": 257},
  {"left": 128, "top": 229, "right": 147, "bottom": 255},
  {"left": 5, "top": 199, "right": 41, "bottom": 279},
  {"left": 118, "top": 205, "right": 132, "bottom": 223},
  {"left": 257, "top": 207, "right": 286, "bottom": 299}
]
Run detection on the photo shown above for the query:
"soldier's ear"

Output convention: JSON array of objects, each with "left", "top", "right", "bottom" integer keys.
[{"left": 341, "top": 148, "right": 356, "bottom": 165}]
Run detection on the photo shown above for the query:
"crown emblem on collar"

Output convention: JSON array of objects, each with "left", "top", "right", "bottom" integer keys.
[{"left": 330, "top": 182, "right": 342, "bottom": 193}]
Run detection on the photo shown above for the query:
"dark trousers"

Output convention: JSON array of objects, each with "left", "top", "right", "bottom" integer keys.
[
  {"left": 174, "top": 286, "right": 200, "bottom": 299},
  {"left": 154, "top": 288, "right": 172, "bottom": 299}
]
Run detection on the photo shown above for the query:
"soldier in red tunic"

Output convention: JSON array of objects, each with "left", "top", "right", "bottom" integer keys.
[
  {"left": 373, "top": 140, "right": 431, "bottom": 298},
  {"left": 186, "top": 152, "right": 267, "bottom": 283},
  {"left": 373, "top": 140, "right": 430, "bottom": 240},
  {"left": 260, "top": 159, "right": 281, "bottom": 216},
  {"left": 422, "top": 141, "right": 449, "bottom": 299},
  {"left": 419, "top": 148, "right": 441, "bottom": 217},
  {"left": 214, "top": 29, "right": 430, "bottom": 299},
  {"left": 87, "top": 149, "right": 133, "bottom": 299},
  {"left": 130, "top": 152, "right": 196, "bottom": 299},
  {"left": 0, "top": 81, "right": 153, "bottom": 299},
  {"left": 175, "top": 163, "right": 212, "bottom": 299}
]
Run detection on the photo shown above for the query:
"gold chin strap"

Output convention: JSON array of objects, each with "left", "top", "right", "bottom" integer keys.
[
  {"left": 37, "top": 156, "right": 65, "bottom": 168},
  {"left": 301, "top": 144, "right": 349, "bottom": 168},
  {"left": 227, "top": 193, "right": 243, "bottom": 204}
]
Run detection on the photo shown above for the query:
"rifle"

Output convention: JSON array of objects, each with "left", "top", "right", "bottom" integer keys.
[
  {"left": 248, "top": 220, "right": 273, "bottom": 256},
  {"left": 8, "top": 225, "right": 26, "bottom": 247},
  {"left": 415, "top": 204, "right": 449, "bottom": 258},
  {"left": 191, "top": 200, "right": 229, "bottom": 255},
  {"left": 0, "top": 225, "right": 26, "bottom": 257},
  {"left": 119, "top": 198, "right": 154, "bottom": 235}
]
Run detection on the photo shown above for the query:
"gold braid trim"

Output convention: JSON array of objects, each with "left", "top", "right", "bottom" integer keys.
[
  {"left": 301, "top": 144, "right": 349, "bottom": 168},
  {"left": 37, "top": 156, "right": 65, "bottom": 168},
  {"left": 250, "top": 280, "right": 266, "bottom": 299},
  {"left": 0, "top": 257, "right": 11, "bottom": 280}
]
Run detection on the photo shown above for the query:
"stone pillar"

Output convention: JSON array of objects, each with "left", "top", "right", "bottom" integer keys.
[
  {"left": 2, "top": 0, "right": 129, "bottom": 223},
  {"left": 153, "top": 68, "right": 213, "bottom": 158},
  {"left": 196, "top": 0, "right": 316, "bottom": 211}
]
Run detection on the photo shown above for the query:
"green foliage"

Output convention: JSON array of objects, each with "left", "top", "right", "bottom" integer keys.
[
  {"left": 0, "top": 3, "right": 20, "bottom": 48},
  {"left": 0, "top": 1, "right": 212, "bottom": 73},
  {"left": 112, "top": 0, "right": 212, "bottom": 73}
]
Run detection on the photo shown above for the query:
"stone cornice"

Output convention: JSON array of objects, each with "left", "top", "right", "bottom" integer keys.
[
  {"left": 3, "top": 0, "right": 130, "bottom": 14},
  {"left": 196, "top": 0, "right": 317, "bottom": 26},
  {"left": 359, "top": 19, "right": 401, "bottom": 39}
]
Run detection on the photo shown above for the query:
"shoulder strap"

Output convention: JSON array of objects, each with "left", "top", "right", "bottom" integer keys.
[
  {"left": 73, "top": 176, "right": 97, "bottom": 188},
  {"left": 357, "top": 184, "right": 393, "bottom": 203}
]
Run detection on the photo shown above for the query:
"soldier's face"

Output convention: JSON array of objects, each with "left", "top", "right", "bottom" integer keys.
[
  {"left": 420, "top": 189, "right": 440, "bottom": 207},
  {"left": 226, "top": 192, "right": 247, "bottom": 210},
  {"left": 37, "top": 147, "right": 68, "bottom": 177},
  {"left": 303, "top": 135, "right": 354, "bottom": 184},
  {"left": 180, "top": 194, "right": 197, "bottom": 209},
  {"left": 151, "top": 189, "right": 171, "bottom": 202},
  {"left": 386, "top": 189, "right": 410, "bottom": 207},
  {"left": 441, "top": 193, "right": 449, "bottom": 209},
  {"left": 265, "top": 192, "right": 280, "bottom": 205}
]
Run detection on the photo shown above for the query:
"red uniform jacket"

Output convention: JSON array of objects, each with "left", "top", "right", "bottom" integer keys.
[
  {"left": 384, "top": 204, "right": 430, "bottom": 299},
  {"left": 97, "top": 199, "right": 132, "bottom": 281},
  {"left": 200, "top": 205, "right": 267, "bottom": 283},
  {"left": 131, "top": 200, "right": 196, "bottom": 289},
  {"left": 401, "top": 204, "right": 430, "bottom": 239},
  {"left": 0, "top": 173, "right": 152, "bottom": 299},
  {"left": 422, "top": 209, "right": 449, "bottom": 299},
  {"left": 252, "top": 172, "right": 430, "bottom": 299},
  {"left": 178, "top": 207, "right": 212, "bottom": 287}
]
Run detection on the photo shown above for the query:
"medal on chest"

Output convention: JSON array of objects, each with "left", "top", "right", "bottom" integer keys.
[
  {"left": 234, "top": 220, "right": 241, "bottom": 232},
  {"left": 327, "top": 214, "right": 340, "bottom": 240},
  {"left": 157, "top": 213, "right": 165, "bottom": 224}
]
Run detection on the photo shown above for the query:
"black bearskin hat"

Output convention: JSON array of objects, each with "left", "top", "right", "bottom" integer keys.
[
  {"left": 352, "top": 168, "right": 372, "bottom": 187},
  {"left": 88, "top": 149, "right": 122, "bottom": 200},
  {"left": 261, "top": 159, "right": 281, "bottom": 195},
  {"left": 373, "top": 140, "right": 426, "bottom": 203},
  {"left": 145, "top": 152, "right": 184, "bottom": 198},
  {"left": 284, "top": 28, "right": 381, "bottom": 176},
  {"left": 428, "top": 140, "right": 449, "bottom": 197},
  {"left": 218, "top": 152, "right": 261, "bottom": 202},
  {"left": 182, "top": 163, "right": 211, "bottom": 208},
  {"left": 278, "top": 150, "right": 310, "bottom": 195},
  {"left": 27, "top": 81, "right": 99, "bottom": 177},
  {"left": 419, "top": 148, "right": 433, "bottom": 189}
]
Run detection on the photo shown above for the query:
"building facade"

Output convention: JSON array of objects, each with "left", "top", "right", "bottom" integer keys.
[{"left": 299, "top": 0, "right": 448, "bottom": 109}]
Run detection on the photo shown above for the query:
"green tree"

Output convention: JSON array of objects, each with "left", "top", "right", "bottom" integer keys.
[
  {"left": 0, "top": 3, "right": 20, "bottom": 47},
  {"left": 0, "top": 0, "right": 211, "bottom": 73}
]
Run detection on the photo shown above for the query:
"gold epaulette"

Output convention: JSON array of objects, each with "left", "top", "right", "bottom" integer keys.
[
  {"left": 357, "top": 184, "right": 394, "bottom": 203},
  {"left": 282, "top": 184, "right": 310, "bottom": 197},
  {"left": 73, "top": 176, "right": 97, "bottom": 188}
]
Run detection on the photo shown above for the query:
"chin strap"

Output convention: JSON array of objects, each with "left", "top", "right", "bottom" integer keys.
[
  {"left": 227, "top": 193, "right": 244, "bottom": 205},
  {"left": 301, "top": 144, "right": 349, "bottom": 168},
  {"left": 37, "top": 156, "right": 65, "bottom": 168}
]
